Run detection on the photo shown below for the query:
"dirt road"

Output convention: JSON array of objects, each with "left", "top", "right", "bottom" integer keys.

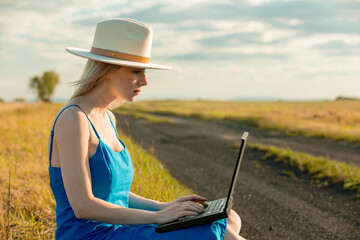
[{"left": 115, "top": 114, "right": 360, "bottom": 240}]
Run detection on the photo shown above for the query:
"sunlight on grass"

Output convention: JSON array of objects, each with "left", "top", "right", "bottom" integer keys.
[
  {"left": 0, "top": 103, "right": 193, "bottom": 239},
  {"left": 123, "top": 133, "right": 193, "bottom": 202},
  {"left": 0, "top": 103, "right": 61, "bottom": 239},
  {"left": 117, "top": 100, "right": 360, "bottom": 146},
  {"left": 113, "top": 107, "right": 174, "bottom": 124},
  {"left": 250, "top": 143, "right": 360, "bottom": 192}
]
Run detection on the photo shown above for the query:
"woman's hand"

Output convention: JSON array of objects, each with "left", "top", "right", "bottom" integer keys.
[
  {"left": 168, "top": 195, "right": 208, "bottom": 208},
  {"left": 154, "top": 200, "right": 205, "bottom": 225},
  {"left": 154, "top": 195, "right": 208, "bottom": 225}
]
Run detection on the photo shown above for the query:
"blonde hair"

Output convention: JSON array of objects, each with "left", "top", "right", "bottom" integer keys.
[{"left": 69, "top": 60, "right": 122, "bottom": 108}]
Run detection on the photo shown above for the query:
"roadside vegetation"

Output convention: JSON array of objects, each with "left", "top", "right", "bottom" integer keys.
[
  {"left": 117, "top": 100, "right": 360, "bottom": 146},
  {"left": 115, "top": 100, "right": 360, "bottom": 194},
  {"left": 113, "top": 107, "right": 174, "bottom": 124},
  {"left": 0, "top": 103, "right": 193, "bottom": 239},
  {"left": 249, "top": 144, "right": 360, "bottom": 193}
]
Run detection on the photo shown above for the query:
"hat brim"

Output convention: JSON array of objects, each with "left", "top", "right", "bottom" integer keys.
[{"left": 66, "top": 47, "right": 172, "bottom": 70}]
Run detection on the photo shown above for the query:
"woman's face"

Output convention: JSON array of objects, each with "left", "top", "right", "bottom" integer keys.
[{"left": 108, "top": 66, "right": 147, "bottom": 102}]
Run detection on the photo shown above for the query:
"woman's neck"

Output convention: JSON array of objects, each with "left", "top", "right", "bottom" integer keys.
[{"left": 68, "top": 81, "right": 120, "bottom": 115}]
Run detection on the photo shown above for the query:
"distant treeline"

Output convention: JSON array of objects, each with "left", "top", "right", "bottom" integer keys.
[
  {"left": 0, "top": 97, "right": 25, "bottom": 103},
  {"left": 335, "top": 95, "right": 360, "bottom": 101}
]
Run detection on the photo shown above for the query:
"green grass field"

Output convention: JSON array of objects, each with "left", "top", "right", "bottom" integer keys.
[{"left": 0, "top": 103, "right": 193, "bottom": 239}]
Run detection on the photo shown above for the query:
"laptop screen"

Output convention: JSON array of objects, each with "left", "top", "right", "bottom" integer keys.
[{"left": 224, "top": 131, "right": 248, "bottom": 209}]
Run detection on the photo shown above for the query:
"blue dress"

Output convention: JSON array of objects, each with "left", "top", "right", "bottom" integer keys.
[{"left": 48, "top": 104, "right": 227, "bottom": 240}]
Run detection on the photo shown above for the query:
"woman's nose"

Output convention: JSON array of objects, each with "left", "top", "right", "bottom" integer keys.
[{"left": 139, "top": 73, "right": 147, "bottom": 87}]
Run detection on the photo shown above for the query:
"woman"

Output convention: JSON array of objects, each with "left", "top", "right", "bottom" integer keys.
[{"left": 48, "top": 18, "right": 246, "bottom": 240}]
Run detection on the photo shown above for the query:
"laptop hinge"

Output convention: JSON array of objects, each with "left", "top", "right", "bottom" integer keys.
[{"left": 227, "top": 196, "right": 234, "bottom": 213}]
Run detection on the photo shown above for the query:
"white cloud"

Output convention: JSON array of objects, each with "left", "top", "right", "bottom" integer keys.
[
  {"left": 260, "top": 29, "right": 295, "bottom": 43},
  {"left": 158, "top": 0, "right": 230, "bottom": 12},
  {"left": 151, "top": 19, "right": 297, "bottom": 58},
  {"left": 289, "top": 34, "right": 360, "bottom": 48},
  {"left": 289, "top": 19, "right": 301, "bottom": 26},
  {"left": 0, "top": 0, "right": 359, "bottom": 101},
  {"left": 244, "top": 0, "right": 272, "bottom": 6},
  {"left": 240, "top": 21, "right": 265, "bottom": 32},
  {"left": 0, "top": 34, "right": 29, "bottom": 46},
  {"left": 37, "top": 51, "right": 69, "bottom": 61}
]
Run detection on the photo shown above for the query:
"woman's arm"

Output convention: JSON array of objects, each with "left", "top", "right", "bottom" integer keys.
[
  {"left": 129, "top": 192, "right": 164, "bottom": 211},
  {"left": 129, "top": 192, "right": 209, "bottom": 212},
  {"left": 54, "top": 108, "right": 204, "bottom": 225}
]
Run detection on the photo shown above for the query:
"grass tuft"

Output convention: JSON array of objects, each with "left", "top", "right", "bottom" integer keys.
[{"left": 250, "top": 143, "right": 360, "bottom": 192}]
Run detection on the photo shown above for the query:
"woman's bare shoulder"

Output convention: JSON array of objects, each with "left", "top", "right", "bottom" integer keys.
[{"left": 54, "top": 106, "right": 90, "bottom": 141}]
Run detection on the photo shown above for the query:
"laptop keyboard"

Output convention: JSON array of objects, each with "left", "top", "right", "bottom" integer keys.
[{"left": 178, "top": 198, "right": 226, "bottom": 222}]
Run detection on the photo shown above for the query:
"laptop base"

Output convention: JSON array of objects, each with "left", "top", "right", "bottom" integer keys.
[{"left": 155, "top": 197, "right": 230, "bottom": 233}]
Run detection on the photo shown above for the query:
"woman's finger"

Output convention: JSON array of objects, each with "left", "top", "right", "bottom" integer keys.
[
  {"left": 197, "top": 200, "right": 208, "bottom": 207},
  {"left": 178, "top": 195, "right": 207, "bottom": 203},
  {"left": 179, "top": 201, "right": 205, "bottom": 213},
  {"left": 177, "top": 210, "right": 198, "bottom": 219},
  {"left": 191, "top": 200, "right": 206, "bottom": 209},
  {"left": 194, "top": 195, "right": 207, "bottom": 200},
  {"left": 190, "top": 195, "right": 207, "bottom": 201}
]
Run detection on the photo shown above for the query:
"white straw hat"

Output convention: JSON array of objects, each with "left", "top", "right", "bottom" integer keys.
[{"left": 66, "top": 18, "right": 172, "bottom": 70}]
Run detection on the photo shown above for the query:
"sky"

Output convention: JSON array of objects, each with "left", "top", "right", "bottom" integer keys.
[{"left": 0, "top": 0, "right": 359, "bottom": 102}]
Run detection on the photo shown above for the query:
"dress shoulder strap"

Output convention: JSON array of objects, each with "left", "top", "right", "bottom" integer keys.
[
  {"left": 106, "top": 110, "right": 120, "bottom": 140},
  {"left": 49, "top": 104, "right": 100, "bottom": 166}
]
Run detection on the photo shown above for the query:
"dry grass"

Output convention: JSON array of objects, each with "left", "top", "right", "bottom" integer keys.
[
  {"left": 3, "top": 100, "right": 359, "bottom": 238},
  {"left": 0, "top": 103, "right": 193, "bottom": 239},
  {"left": 0, "top": 102, "right": 61, "bottom": 239},
  {"left": 125, "top": 134, "right": 193, "bottom": 202},
  {"left": 0, "top": 102, "right": 31, "bottom": 112},
  {"left": 117, "top": 100, "right": 360, "bottom": 145}
]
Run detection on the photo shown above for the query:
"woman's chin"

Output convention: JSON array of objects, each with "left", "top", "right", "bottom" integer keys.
[{"left": 125, "top": 96, "right": 136, "bottom": 102}]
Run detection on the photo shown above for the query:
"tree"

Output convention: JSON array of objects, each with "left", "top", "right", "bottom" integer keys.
[
  {"left": 335, "top": 95, "right": 360, "bottom": 101},
  {"left": 29, "top": 70, "right": 59, "bottom": 102}
]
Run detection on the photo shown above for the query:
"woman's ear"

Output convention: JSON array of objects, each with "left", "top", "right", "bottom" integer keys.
[
  {"left": 105, "top": 66, "right": 122, "bottom": 80},
  {"left": 104, "top": 73, "right": 112, "bottom": 80}
]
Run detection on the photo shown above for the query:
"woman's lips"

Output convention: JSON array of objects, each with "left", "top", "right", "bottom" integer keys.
[{"left": 134, "top": 89, "right": 141, "bottom": 95}]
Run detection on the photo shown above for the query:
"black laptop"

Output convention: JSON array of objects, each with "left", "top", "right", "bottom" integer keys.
[{"left": 155, "top": 132, "right": 249, "bottom": 233}]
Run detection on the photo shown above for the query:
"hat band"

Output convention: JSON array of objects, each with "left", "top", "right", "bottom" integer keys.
[{"left": 91, "top": 46, "right": 150, "bottom": 64}]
